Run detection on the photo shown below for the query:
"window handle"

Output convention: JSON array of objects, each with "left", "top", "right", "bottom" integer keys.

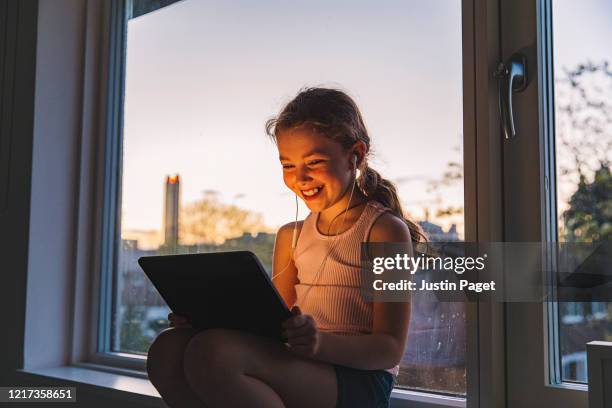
[{"left": 495, "top": 53, "right": 528, "bottom": 139}]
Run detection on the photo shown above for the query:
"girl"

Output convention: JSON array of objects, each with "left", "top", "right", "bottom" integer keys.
[{"left": 147, "top": 87, "right": 422, "bottom": 408}]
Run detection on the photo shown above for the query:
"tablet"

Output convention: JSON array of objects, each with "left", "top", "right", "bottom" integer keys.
[{"left": 138, "top": 251, "right": 291, "bottom": 341}]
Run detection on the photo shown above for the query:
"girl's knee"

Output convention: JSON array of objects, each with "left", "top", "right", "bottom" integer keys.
[
  {"left": 151, "top": 327, "right": 198, "bottom": 352},
  {"left": 184, "top": 329, "right": 236, "bottom": 368},
  {"left": 183, "top": 329, "right": 246, "bottom": 386},
  {"left": 147, "top": 328, "right": 197, "bottom": 382}
]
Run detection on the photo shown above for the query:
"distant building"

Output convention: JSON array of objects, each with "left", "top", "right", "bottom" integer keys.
[
  {"left": 163, "top": 174, "right": 180, "bottom": 247},
  {"left": 418, "top": 220, "right": 460, "bottom": 242},
  {"left": 121, "top": 229, "right": 162, "bottom": 250}
]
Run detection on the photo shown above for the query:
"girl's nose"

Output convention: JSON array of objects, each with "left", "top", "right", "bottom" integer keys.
[{"left": 296, "top": 166, "right": 312, "bottom": 183}]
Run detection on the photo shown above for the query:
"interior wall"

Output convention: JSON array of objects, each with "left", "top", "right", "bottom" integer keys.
[
  {"left": 0, "top": 0, "right": 39, "bottom": 384},
  {"left": 23, "top": 0, "right": 87, "bottom": 370}
]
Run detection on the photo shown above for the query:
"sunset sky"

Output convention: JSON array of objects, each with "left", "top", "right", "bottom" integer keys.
[{"left": 120, "top": 0, "right": 611, "bottom": 239}]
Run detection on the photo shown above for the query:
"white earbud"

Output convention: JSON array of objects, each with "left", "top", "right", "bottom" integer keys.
[{"left": 353, "top": 154, "right": 361, "bottom": 180}]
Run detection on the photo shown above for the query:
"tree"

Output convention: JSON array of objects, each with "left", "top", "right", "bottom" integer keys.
[
  {"left": 427, "top": 151, "right": 463, "bottom": 220},
  {"left": 180, "top": 191, "right": 270, "bottom": 245},
  {"left": 556, "top": 61, "right": 612, "bottom": 239},
  {"left": 421, "top": 144, "right": 464, "bottom": 238},
  {"left": 556, "top": 61, "right": 612, "bottom": 181},
  {"left": 119, "top": 304, "right": 150, "bottom": 354},
  {"left": 562, "top": 164, "right": 612, "bottom": 243},
  {"left": 556, "top": 61, "right": 612, "bottom": 353}
]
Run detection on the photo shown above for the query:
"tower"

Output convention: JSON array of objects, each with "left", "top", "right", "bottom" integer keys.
[{"left": 163, "top": 174, "right": 180, "bottom": 247}]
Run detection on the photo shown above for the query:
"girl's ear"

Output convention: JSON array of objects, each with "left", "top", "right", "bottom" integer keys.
[{"left": 350, "top": 140, "right": 367, "bottom": 168}]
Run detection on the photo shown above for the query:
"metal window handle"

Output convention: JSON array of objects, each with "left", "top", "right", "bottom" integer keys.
[{"left": 495, "top": 53, "right": 528, "bottom": 139}]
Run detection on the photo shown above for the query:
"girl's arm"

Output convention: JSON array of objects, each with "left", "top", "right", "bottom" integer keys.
[
  {"left": 284, "top": 213, "right": 412, "bottom": 370},
  {"left": 315, "top": 300, "right": 411, "bottom": 370},
  {"left": 271, "top": 222, "right": 302, "bottom": 309}
]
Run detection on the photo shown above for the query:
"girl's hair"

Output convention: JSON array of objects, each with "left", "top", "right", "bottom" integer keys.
[{"left": 266, "top": 87, "right": 426, "bottom": 244}]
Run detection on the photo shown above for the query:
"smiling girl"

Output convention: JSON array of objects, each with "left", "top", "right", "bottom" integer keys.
[{"left": 147, "top": 87, "right": 423, "bottom": 408}]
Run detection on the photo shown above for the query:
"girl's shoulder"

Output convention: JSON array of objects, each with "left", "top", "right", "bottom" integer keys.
[
  {"left": 367, "top": 209, "right": 412, "bottom": 243},
  {"left": 275, "top": 220, "right": 305, "bottom": 258},
  {"left": 277, "top": 220, "right": 304, "bottom": 238}
]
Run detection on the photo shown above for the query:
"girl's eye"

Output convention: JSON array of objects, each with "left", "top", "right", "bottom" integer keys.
[{"left": 281, "top": 160, "right": 324, "bottom": 170}]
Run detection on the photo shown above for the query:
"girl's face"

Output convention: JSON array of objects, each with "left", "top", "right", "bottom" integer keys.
[{"left": 277, "top": 127, "right": 354, "bottom": 213}]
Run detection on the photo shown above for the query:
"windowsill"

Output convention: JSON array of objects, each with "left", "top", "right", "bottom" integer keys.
[
  {"left": 16, "top": 364, "right": 467, "bottom": 408},
  {"left": 16, "top": 366, "right": 165, "bottom": 408},
  {"left": 546, "top": 381, "right": 588, "bottom": 392},
  {"left": 392, "top": 388, "right": 466, "bottom": 408}
]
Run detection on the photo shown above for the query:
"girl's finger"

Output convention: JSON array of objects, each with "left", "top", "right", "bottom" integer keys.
[
  {"left": 282, "top": 314, "right": 308, "bottom": 329},
  {"left": 285, "top": 325, "right": 316, "bottom": 339}
]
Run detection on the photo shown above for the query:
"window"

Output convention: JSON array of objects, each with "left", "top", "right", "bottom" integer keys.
[
  {"left": 99, "top": 0, "right": 470, "bottom": 402},
  {"left": 504, "top": 0, "right": 611, "bottom": 407},
  {"left": 551, "top": 0, "right": 612, "bottom": 385}
]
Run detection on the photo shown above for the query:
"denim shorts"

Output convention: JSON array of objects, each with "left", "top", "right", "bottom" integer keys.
[{"left": 333, "top": 365, "right": 395, "bottom": 408}]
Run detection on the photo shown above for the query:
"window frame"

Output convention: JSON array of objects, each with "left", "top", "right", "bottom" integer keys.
[
  {"left": 83, "top": 0, "right": 147, "bottom": 371},
  {"left": 463, "top": 0, "right": 508, "bottom": 406},
  {"left": 502, "top": 0, "right": 591, "bottom": 407}
]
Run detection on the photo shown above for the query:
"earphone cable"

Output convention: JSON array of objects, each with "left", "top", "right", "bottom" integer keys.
[
  {"left": 299, "top": 177, "right": 361, "bottom": 304},
  {"left": 272, "top": 158, "right": 363, "bottom": 306},
  {"left": 272, "top": 194, "right": 300, "bottom": 281}
]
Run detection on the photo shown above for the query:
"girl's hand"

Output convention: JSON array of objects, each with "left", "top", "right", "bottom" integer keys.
[
  {"left": 168, "top": 312, "right": 192, "bottom": 329},
  {"left": 282, "top": 306, "right": 321, "bottom": 358}
]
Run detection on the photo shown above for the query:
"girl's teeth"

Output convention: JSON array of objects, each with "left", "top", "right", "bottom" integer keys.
[{"left": 303, "top": 187, "right": 320, "bottom": 196}]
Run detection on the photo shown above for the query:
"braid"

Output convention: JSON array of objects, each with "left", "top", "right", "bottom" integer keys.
[{"left": 359, "top": 165, "right": 427, "bottom": 244}]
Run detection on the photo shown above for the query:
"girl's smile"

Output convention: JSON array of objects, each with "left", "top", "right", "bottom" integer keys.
[{"left": 301, "top": 186, "right": 323, "bottom": 200}]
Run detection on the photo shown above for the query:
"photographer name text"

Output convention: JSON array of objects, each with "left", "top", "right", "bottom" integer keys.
[{"left": 373, "top": 279, "right": 496, "bottom": 292}]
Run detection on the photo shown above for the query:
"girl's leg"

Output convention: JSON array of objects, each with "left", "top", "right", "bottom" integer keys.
[
  {"left": 183, "top": 329, "right": 337, "bottom": 408},
  {"left": 146, "top": 328, "right": 206, "bottom": 408}
]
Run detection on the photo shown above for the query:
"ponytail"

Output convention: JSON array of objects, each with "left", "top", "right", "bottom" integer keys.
[{"left": 359, "top": 165, "right": 427, "bottom": 244}]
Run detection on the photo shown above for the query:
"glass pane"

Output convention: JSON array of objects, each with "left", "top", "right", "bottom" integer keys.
[
  {"left": 114, "top": 0, "right": 465, "bottom": 395},
  {"left": 552, "top": 0, "right": 612, "bottom": 384}
]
